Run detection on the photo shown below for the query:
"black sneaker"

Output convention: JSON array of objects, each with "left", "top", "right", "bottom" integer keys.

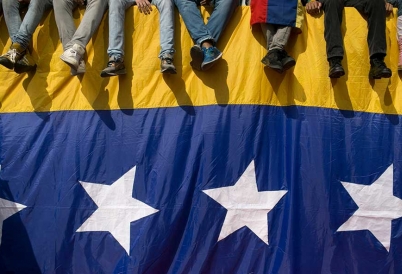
[
  {"left": 369, "top": 58, "right": 392, "bottom": 79},
  {"left": 262, "top": 49, "right": 283, "bottom": 73},
  {"left": 100, "top": 56, "right": 126, "bottom": 77},
  {"left": 0, "top": 42, "right": 26, "bottom": 70},
  {"left": 328, "top": 57, "right": 345, "bottom": 78},
  {"left": 14, "top": 51, "right": 37, "bottom": 73},
  {"left": 190, "top": 45, "right": 203, "bottom": 71},
  {"left": 279, "top": 50, "right": 296, "bottom": 71}
]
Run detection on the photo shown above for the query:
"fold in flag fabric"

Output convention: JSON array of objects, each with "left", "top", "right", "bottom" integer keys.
[{"left": 0, "top": 7, "right": 402, "bottom": 274}]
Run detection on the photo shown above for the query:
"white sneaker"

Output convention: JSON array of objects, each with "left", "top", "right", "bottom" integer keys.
[
  {"left": 70, "top": 59, "right": 86, "bottom": 76},
  {"left": 60, "top": 44, "right": 85, "bottom": 70}
]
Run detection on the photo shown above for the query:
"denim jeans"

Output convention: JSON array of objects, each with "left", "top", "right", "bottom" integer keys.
[
  {"left": 173, "top": 0, "right": 238, "bottom": 46},
  {"left": 107, "top": 0, "right": 175, "bottom": 59},
  {"left": 54, "top": 0, "right": 108, "bottom": 51},
  {"left": 2, "top": 0, "right": 25, "bottom": 40},
  {"left": 3, "top": 0, "right": 53, "bottom": 49}
]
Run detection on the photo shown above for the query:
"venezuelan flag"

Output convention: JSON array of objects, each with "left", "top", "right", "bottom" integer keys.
[
  {"left": 0, "top": 7, "right": 401, "bottom": 273},
  {"left": 250, "top": 0, "right": 303, "bottom": 28}
]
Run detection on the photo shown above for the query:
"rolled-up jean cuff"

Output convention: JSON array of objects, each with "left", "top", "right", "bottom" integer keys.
[
  {"left": 108, "top": 51, "right": 123, "bottom": 60},
  {"left": 158, "top": 49, "right": 175, "bottom": 58},
  {"left": 196, "top": 36, "right": 214, "bottom": 46},
  {"left": 67, "top": 41, "right": 86, "bottom": 51}
]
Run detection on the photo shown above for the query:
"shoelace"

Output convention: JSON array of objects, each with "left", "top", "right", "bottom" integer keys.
[
  {"left": 107, "top": 60, "right": 118, "bottom": 67},
  {"left": 372, "top": 59, "right": 386, "bottom": 68},
  {"left": 206, "top": 47, "right": 214, "bottom": 54},
  {"left": 9, "top": 49, "right": 17, "bottom": 63},
  {"left": 162, "top": 57, "right": 173, "bottom": 65},
  {"left": 69, "top": 49, "right": 77, "bottom": 57}
]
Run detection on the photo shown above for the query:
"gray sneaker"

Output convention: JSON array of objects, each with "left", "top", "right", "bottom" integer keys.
[
  {"left": 160, "top": 53, "right": 176, "bottom": 74},
  {"left": 101, "top": 56, "right": 126, "bottom": 77},
  {"left": 60, "top": 44, "right": 85, "bottom": 71},
  {"left": 71, "top": 59, "right": 86, "bottom": 76}
]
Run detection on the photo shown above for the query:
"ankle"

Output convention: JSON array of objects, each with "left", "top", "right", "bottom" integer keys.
[
  {"left": 370, "top": 53, "right": 385, "bottom": 61},
  {"left": 201, "top": 40, "right": 213, "bottom": 49},
  {"left": 109, "top": 55, "right": 123, "bottom": 61},
  {"left": 11, "top": 42, "right": 26, "bottom": 53}
]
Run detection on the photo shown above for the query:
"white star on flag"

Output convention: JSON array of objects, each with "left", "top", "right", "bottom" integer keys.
[
  {"left": 0, "top": 198, "right": 26, "bottom": 246},
  {"left": 337, "top": 164, "right": 402, "bottom": 251},
  {"left": 203, "top": 161, "right": 287, "bottom": 244},
  {"left": 77, "top": 166, "right": 159, "bottom": 254}
]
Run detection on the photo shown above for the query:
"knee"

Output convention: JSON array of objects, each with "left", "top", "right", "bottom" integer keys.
[
  {"left": 216, "top": 0, "right": 239, "bottom": 9},
  {"left": 27, "top": 0, "right": 46, "bottom": 12},
  {"left": 3, "top": 0, "right": 19, "bottom": 11},
  {"left": 175, "top": 0, "right": 197, "bottom": 10},
  {"left": 108, "top": 0, "right": 125, "bottom": 10},
  {"left": 53, "top": 0, "right": 70, "bottom": 11},
  {"left": 366, "top": 0, "right": 386, "bottom": 11},
  {"left": 155, "top": 0, "right": 173, "bottom": 10},
  {"left": 321, "top": 0, "right": 343, "bottom": 11}
]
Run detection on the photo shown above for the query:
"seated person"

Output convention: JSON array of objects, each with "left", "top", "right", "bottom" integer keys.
[
  {"left": 173, "top": 0, "right": 238, "bottom": 71},
  {"left": 387, "top": 0, "right": 402, "bottom": 70},
  {"left": 0, "top": 0, "right": 52, "bottom": 73},
  {"left": 305, "top": 0, "right": 392, "bottom": 79},
  {"left": 251, "top": 0, "right": 304, "bottom": 73},
  {"left": 54, "top": 0, "right": 108, "bottom": 76},
  {"left": 101, "top": 0, "right": 176, "bottom": 77}
]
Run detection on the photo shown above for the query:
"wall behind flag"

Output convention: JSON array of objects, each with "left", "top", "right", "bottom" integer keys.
[{"left": 0, "top": 7, "right": 400, "bottom": 114}]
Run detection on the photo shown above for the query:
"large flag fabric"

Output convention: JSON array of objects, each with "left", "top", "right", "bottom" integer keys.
[
  {"left": 0, "top": 7, "right": 402, "bottom": 274},
  {"left": 250, "top": 0, "right": 303, "bottom": 29}
]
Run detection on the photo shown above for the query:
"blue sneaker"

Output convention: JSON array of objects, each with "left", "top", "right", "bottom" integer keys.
[{"left": 201, "top": 47, "right": 222, "bottom": 71}]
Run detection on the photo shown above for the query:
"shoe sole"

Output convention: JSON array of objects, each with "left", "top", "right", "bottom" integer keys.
[
  {"left": 369, "top": 71, "right": 392, "bottom": 79},
  {"left": 329, "top": 70, "right": 345, "bottom": 78},
  {"left": 190, "top": 46, "right": 203, "bottom": 71},
  {"left": 161, "top": 67, "right": 177, "bottom": 74},
  {"left": 100, "top": 69, "right": 127, "bottom": 78},
  {"left": 60, "top": 54, "right": 79, "bottom": 70},
  {"left": 267, "top": 63, "right": 284, "bottom": 73},
  {"left": 71, "top": 67, "right": 86, "bottom": 76},
  {"left": 0, "top": 58, "right": 15, "bottom": 70},
  {"left": 201, "top": 52, "right": 223, "bottom": 71},
  {"left": 282, "top": 60, "right": 296, "bottom": 71},
  {"left": 14, "top": 63, "right": 37, "bottom": 74}
]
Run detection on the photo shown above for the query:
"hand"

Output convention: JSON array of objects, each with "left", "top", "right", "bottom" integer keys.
[
  {"left": 136, "top": 0, "right": 152, "bottom": 15},
  {"left": 306, "top": 1, "right": 322, "bottom": 15},
  {"left": 73, "top": 0, "right": 86, "bottom": 6},
  {"left": 200, "top": 0, "right": 211, "bottom": 6},
  {"left": 385, "top": 2, "right": 393, "bottom": 15}
]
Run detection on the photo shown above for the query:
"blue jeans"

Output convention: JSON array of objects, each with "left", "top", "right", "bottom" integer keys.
[
  {"left": 173, "top": 0, "right": 238, "bottom": 46},
  {"left": 2, "top": 0, "right": 24, "bottom": 39},
  {"left": 3, "top": 0, "right": 53, "bottom": 49},
  {"left": 54, "top": 0, "right": 108, "bottom": 50},
  {"left": 107, "top": 0, "right": 175, "bottom": 59}
]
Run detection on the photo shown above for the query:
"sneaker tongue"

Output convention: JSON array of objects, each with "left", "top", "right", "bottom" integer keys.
[{"left": 11, "top": 43, "right": 25, "bottom": 53}]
